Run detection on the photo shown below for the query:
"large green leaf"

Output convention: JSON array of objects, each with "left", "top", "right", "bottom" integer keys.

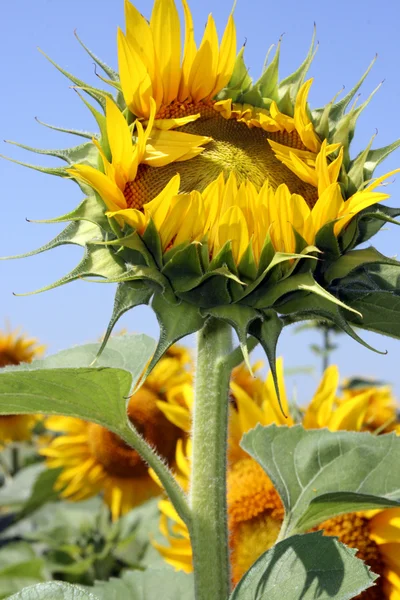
[
  {"left": 0, "top": 335, "right": 155, "bottom": 433},
  {"left": 87, "top": 568, "right": 195, "bottom": 600},
  {"left": 230, "top": 532, "right": 376, "bottom": 600},
  {"left": 7, "top": 568, "right": 195, "bottom": 600},
  {"left": 242, "top": 425, "right": 400, "bottom": 537},
  {"left": 7, "top": 582, "right": 97, "bottom": 600}
]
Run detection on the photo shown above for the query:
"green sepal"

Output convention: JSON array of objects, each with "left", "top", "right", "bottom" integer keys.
[
  {"left": 256, "top": 235, "right": 275, "bottom": 275},
  {"left": 140, "top": 293, "right": 205, "bottom": 382},
  {"left": 277, "top": 25, "right": 317, "bottom": 109},
  {"left": 237, "top": 243, "right": 258, "bottom": 282},
  {"left": 178, "top": 272, "right": 232, "bottom": 307},
  {"left": 13, "top": 244, "right": 125, "bottom": 296},
  {"left": 74, "top": 91, "right": 111, "bottom": 161},
  {"left": 4, "top": 138, "right": 98, "bottom": 168},
  {"left": 0, "top": 220, "right": 104, "bottom": 260},
  {"left": 241, "top": 252, "right": 319, "bottom": 305},
  {"left": 34, "top": 116, "right": 94, "bottom": 139},
  {"left": 202, "top": 305, "right": 260, "bottom": 373},
  {"left": 221, "top": 46, "right": 252, "bottom": 100},
  {"left": 257, "top": 40, "right": 281, "bottom": 102},
  {"left": 95, "top": 281, "right": 154, "bottom": 359},
  {"left": 28, "top": 195, "right": 110, "bottom": 231},
  {"left": 74, "top": 30, "right": 119, "bottom": 83},
  {"left": 209, "top": 240, "right": 238, "bottom": 275},
  {"left": 364, "top": 138, "right": 400, "bottom": 180},
  {"left": 332, "top": 83, "right": 382, "bottom": 169},
  {"left": 315, "top": 220, "right": 341, "bottom": 258},
  {"left": 345, "top": 132, "right": 376, "bottom": 195},
  {"left": 97, "top": 230, "right": 155, "bottom": 267},
  {"left": 340, "top": 204, "right": 400, "bottom": 251},
  {"left": 327, "top": 57, "right": 376, "bottom": 123},
  {"left": 39, "top": 49, "right": 110, "bottom": 110},
  {"left": 335, "top": 262, "right": 400, "bottom": 339},
  {"left": 248, "top": 309, "right": 284, "bottom": 409},
  {"left": 142, "top": 220, "right": 163, "bottom": 268},
  {"left": 325, "top": 246, "right": 400, "bottom": 284},
  {"left": 278, "top": 291, "right": 387, "bottom": 355},
  {"left": 162, "top": 242, "right": 204, "bottom": 292}
]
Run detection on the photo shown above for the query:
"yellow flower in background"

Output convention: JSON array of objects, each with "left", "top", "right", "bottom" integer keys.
[
  {"left": 155, "top": 360, "right": 400, "bottom": 597},
  {"left": 0, "top": 326, "right": 45, "bottom": 368},
  {"left": 0, "top": 326, "right": 45, "bottom": 444},
  {"left": 64, "top": 0, "right": 399, "bottom": 269},
  {"left": 40, "top": 346, "right": 192, "bottom": 520}
]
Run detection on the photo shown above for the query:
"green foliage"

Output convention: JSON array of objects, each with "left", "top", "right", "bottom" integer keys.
[
  {"left": 0, "top": 543, "right": 45, "bottom": 599},
  {"left": 242, "top": 425, "right": 400, "bottom": 537},
  {"left": 87, "top": 568, "right": 194, "bottom": 600},
  {"left": 7, "top": 582, "right": 97, "bottom": 599},
  {"left": 0, "top": 334, "right": 155, "bottom": 432},
  {"left": 230, "top": 532, "right": 376, "bottom": 600}
]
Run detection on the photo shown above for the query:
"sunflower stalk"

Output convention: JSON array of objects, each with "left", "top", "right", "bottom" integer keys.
[{"left": 189, "top": 318, "right": 233, "bottom": 600}]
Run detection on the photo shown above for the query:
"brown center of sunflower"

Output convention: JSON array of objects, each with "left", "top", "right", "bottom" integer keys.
[
  {"left": 123, "top": 100, "right": 318, "bottom": 211},
  {"left": 316, "top": 514, "right": 386, "bottom": 600},
  {"left": 0, "top": 352, "right": 20, "bottom": 368},
  {"left": 87, "top": 386, "right": 180, "bottom": 478}
]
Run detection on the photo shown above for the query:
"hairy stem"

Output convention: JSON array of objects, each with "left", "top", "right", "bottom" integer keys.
[
  {"left": 189, "top": 318, "right": 233, "bottom": 600},
  {"left": 120, "top": 420, "right": 191, "bottom": 528}
]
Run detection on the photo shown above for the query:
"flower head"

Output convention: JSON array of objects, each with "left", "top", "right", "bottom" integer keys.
[
  {"left": 7, "top": 0, "right": 400, "bottom": 370},
  {"left": 0, "top": 326, "right": 44, "bottom": 443},
  {"left": 40, "top": 346, "right": 192, "bottom": 520}
]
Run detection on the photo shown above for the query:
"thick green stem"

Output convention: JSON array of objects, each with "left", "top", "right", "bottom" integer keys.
[{"left": 189, "top": 318, "right": 233, "bottom": 600}]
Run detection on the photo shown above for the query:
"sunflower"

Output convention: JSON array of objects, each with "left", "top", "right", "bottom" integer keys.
[
  {"left": 40, "top": 346, "right": 192, "bottom": 520},
  {"left": 155, "top": 360, "right": 400, "bottom": 598},
  {"left": 0, "top": 326, "right": 45, "bottom": 443},
  {"left": 67, "top": 0, "right": 397, "bottom": 266}
]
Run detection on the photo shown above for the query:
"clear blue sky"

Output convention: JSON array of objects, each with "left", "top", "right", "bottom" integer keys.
[{"left": 1, "top": 0, "right": 400, "bottom": 402}]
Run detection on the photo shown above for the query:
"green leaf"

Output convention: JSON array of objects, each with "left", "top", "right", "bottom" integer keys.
[
  {"left": 7, "top": 582, "right": 98, "bottom": 600},
  {"left": 0, "top": 542, "right": 45, "bottom": 599},
  {"left": 0, "top": 334, "right": 155, "bottom": 432},
  {"left": 88, "top": 567, "right": 195, "bottom": 600},
  {"left": 230, "top": 532, "right": 376, "bottom": 600},
  {"left": 4, "top": 139, "right": 98, "bottom": 168},
  {"left": 18, "top": 467, "right": 61, "bottom": 520},
  {"left": 242, "top": 424, "right": 400, "bottom": 537}
]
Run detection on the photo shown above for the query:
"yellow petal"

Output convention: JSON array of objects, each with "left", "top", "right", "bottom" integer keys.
[
  {"left": 210, "top": 14, "right": 236, "bottom": 97},
  {"left": 178, "top": 0, "right": 197, "bottom": 102},
  {"left": 151, "top": 0, "right": 181, "bottom": 106},
  {"left": 124, "top": 0, "right": 163, "bottom": 108},
  {"left": 117, "top": 28, "right": 152, "bottom": 118},
  {"left": 107, "top": 208, "right": 147, "bottom": 233},
  {"left": 67, "top": 164, "right": 126, "bottom": 211},
  {"left": 217, "top": 205, "right": 249, "bottom": 263},
  {"left": 303, "top": 365, "right": 339, "bottom": 428},
  {"left": 188, "top": 14, "right": 219, "bottom": 101},
  {"left": 294, "top": 79, "right": 321, "bottom": 153}
]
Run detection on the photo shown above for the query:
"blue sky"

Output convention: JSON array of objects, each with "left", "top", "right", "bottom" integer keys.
[{"left": 1, "top": 0, "right": 400, "bottom": 402}]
